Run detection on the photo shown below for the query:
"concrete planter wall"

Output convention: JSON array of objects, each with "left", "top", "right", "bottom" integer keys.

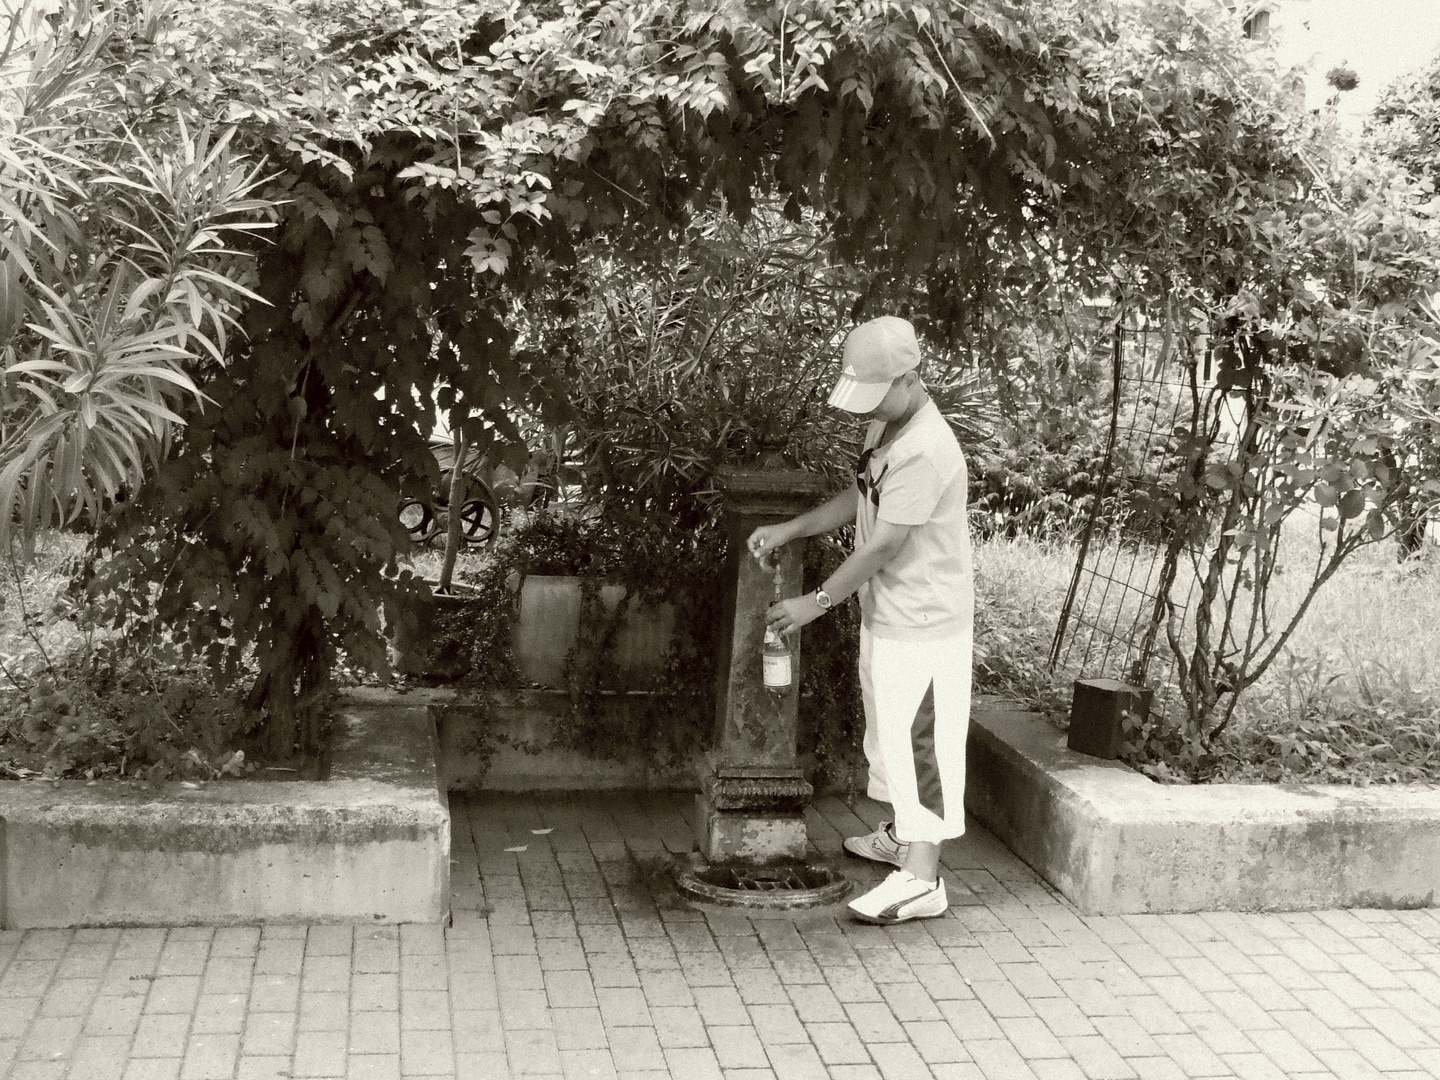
[
  {"left": 434, "top": 689, "right": 697, "bottom": 792},
  {"left": 965, "top": 699, "right": 1440, "bottom": 913},
  {"left": 0, "top": 701, "right": 449, "bottom": 928}
]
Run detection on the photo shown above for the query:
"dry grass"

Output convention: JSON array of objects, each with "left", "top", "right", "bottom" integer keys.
[
  {"left": 973, "top": 517, "right": 1440, "bottom": 783},
  {"left": 0, "top": 531, "right": 93, "bottom": 684}
]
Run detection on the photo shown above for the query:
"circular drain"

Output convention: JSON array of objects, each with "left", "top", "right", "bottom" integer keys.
[{"left": 673, "top": 858, "right": 851, "bottom": 909}]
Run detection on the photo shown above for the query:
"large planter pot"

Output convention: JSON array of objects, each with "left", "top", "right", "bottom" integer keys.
[
  {"left": 513, "top": 574, "right": 675, "bottom": 689},
  {"left": 391, "top": 575, "right": 676, "bottom": 688},
  {"left": 389, "top": 583, "right": 484, "bottom": 681}
]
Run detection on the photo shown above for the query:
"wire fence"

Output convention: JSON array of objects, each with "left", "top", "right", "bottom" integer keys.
[{"left": 1048, "top": 311, "right": 1247, "bottom": 718}]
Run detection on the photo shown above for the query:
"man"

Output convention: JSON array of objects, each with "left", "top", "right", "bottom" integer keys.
[{"left": 746, "top": 315, "right": 973, "bottom": 925}]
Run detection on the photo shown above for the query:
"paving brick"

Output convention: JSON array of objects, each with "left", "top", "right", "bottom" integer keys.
[
  {"left": 730, "top": 969, "right": 787, "bottom": 1006},
  {"left": 607, "top": 1024, "right": 666, "bottom": 1071},
  {"left": 241, "top": 1012, "right": 296, "bottom": 1057},
  {"left": 690, "top": 985, "right": 750, "bottom": 1027},
  {"left": 1217, "top": 1051, "right": 1287, "bottom": 1079},
  {"left": 878, "top": 982, "right": 943, "bottom": 1023},
  {"left": 1031, "top": 997, "right": 1095, "bottom": 1039},
  {"left": 843, "top": 1002, "right": 907, "bottom": 1043},
  {"left": 871, "top": 1040, "right": 936, "bottom": 1079},
  {"left": 180, "top": 1031, "right": 240, "bottom": 1080},
  {"left": 996, "top": 1015, "right": 1068, "bottom": 1059},
  {"left": 131, "top": 1013, "right": 191, "bottom": 1058},
  {"left": 400, "top": 1027, "right": 457, "bottom": 1075},
  {"left": 498, "top": 989, "right": 549, "bottom": 1030},
  {"left": 344, "top": 1054, "right": 402, "bottom": 1080},
  {"left": 1286, "top": 987, "right": 1366, "bottom": 1029},
  {"left": 1269, "top": 1009, "right": 1350, "bottom": 1052},
  {"left": 296, "top": 991, "right": 348, "bottom": 1032},
  {"left": 963, "top": 1037, "right": 1041, "bottom": 1080},
  {"left": 659, "top": 1045, "right": 723, "bottom": 1080},
  {"left": 1001, "top": 963, "right": 1065, "bottom": 999},
  {"left": 1057, "top": 977, "right": 1129, "bottom": 1018},
  {"left": 708, "top": 1024, "right": 768, "bottom": 1068},
  {"left": 156, "top": 943, "right": 209, "bottom": 979},
  {"left": 1150, "top": 1032, "right": 1231, "bottom": 1077},
  {"left": 806, "top": 1020, "right": 871, "bottom": 1064},
  {"left": 1143, "top": 976, "right": 1210, "bottom": 1015},
  {"left": 292, "top": 1028, "right": 347, "bottom": 1077},
  {"left": 121, "top": 1059, "right": 182, "bottom": 1080},
  {"left": 1340, "top": 1026, "right": 1420, "bottom": 1071},
  {"left": 353, "top": 972, "right": 401, "bottom": 1013},
  {"left": 1204, "top": 990, "right": 1279, "bottom": 1033},
  {"left": 904, "top": 1019, "right": 968, "bottom": 1063},
  {"left": 84, "top": 992, "right": 146, "bottom": 1037},
  {"left": 144, "top": 977, "right": 202, "bottom": 1015},
  {"left": 1089, "top": 1014, "right": 1162, "bottom": 1058},
  {"left": 1252, "top": 1026, "right": 1326, "bottom": 1073},
  {"left": 247, "top": 975, "right": 299, "bottom": 1014},
  {"left": 597, "top": 988, "right": 651, "bottom": 1028},
  {"left": 762, "top": 1041, "right": 829, "bottom": 1080},
  {"left": 1185, "top": 1010, "right": 1257, "bottom": 1057},
  {"left": 971, "top": 980, "right": 1036, "bottom": 1020},
  {"left": 504, "top": 1027, "right": 562, "bottom": 1075},
  {"left": 66, "top": 1034, "right": 128, "bottom": 1080},
  {"left": 349, "top": 1009, "right": 401, "bottom": 1055},
  {"left": 649, "top": 1004, "right": 707, "bottom": 1048}
]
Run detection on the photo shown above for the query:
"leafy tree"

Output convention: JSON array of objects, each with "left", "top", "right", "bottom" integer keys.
[
  {"left": 77, "top": 0, "right": 1348, "bottom": 761},
  {"left": 1371, "top": 49, "right": 1440, "bottom": 186}
]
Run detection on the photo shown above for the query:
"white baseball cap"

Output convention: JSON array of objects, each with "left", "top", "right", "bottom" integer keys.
[{"left": 826, "top": 316, "right": 921, "bottom": 413}]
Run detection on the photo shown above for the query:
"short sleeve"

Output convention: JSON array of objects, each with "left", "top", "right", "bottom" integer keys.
[{"left": 877, "top": 451, "right": 944, "bottom": 525}]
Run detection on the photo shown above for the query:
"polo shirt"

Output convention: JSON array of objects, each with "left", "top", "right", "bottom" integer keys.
[{"left": 855, "top": 399, "right": 973, "bottom": 640}]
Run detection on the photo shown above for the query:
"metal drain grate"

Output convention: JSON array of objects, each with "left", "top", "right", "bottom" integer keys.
[
  {"left": 713, "top": 866, "right": 826, "bottom": 892},
  {"left": 674, "top": 859, "right": 851, "bottom": 909}
]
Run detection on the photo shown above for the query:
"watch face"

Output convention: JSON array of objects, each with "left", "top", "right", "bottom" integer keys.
[{"left": 816, "top": 590, "right": 832, "bottom": 609}]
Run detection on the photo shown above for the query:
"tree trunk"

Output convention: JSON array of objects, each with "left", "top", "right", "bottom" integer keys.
[{"left": 439, "top": 426, "right": 467, "bottom": 593}]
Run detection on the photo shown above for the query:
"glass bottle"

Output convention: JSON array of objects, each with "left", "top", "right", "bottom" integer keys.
[{"left": 761, "top": 551, "right": 791, "bottom": 691}]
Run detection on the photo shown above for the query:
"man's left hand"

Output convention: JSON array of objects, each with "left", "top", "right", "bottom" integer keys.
[{"left": 766, "top": 594, "right": 822, "bottom": 636}]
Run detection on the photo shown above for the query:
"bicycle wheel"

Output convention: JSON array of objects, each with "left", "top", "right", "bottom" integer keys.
[
  {"left": 458, "top": 487, "right": 499, "bottom": 546},
  {"left": 398, "top": 499, "right": 437, "bottom": 544}
]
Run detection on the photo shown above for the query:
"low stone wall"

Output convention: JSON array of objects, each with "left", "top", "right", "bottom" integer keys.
[
  {"left": 0, "top": 700, "right": 449, "bottom": 928},
  {"left": 359, "top": 686, "right": 699, "bottom": 792},
  {"left": 964, "top": 699, "right": 1440, "bottom": 914}
]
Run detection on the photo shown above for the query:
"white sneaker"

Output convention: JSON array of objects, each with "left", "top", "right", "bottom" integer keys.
[
  {"left": 842, "top": 821, "right": 908, "bottom": 867},
  {"left": 848, "top": 870, "right": 949, "bottom": 925}
]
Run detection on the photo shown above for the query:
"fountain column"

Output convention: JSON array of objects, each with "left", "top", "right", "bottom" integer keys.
[{"left": 694, "top": 466, "right": 831, "bottom": 864}]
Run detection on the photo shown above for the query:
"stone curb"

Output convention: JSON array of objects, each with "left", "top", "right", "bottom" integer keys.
[
  {"left": 0, "top": 702, "right": 449, "bottom": 928},
  {"left": 964, "top": 699, "right": 1440, "bottom": 913}
]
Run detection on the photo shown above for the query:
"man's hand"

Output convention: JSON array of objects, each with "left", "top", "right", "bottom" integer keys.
[
  {"left": 766, "top": 594, "right": 822, "bottom": 636},
  {"left": 747, "top": 523, "right": 792, "bottom": 562}
]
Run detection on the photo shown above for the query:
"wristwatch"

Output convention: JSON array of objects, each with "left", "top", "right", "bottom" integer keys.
[{"left": 814, "top": 589, "right": 833, "bottom": 611}]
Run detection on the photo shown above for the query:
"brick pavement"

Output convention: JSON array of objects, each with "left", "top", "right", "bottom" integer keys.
[{"left": 1, "top": 792, "right": 1439, "bottom": 1079}]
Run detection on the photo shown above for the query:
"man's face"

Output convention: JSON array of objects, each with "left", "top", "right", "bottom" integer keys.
[{"left": 861, "top": 374, "right": 912, "bottom": 423}]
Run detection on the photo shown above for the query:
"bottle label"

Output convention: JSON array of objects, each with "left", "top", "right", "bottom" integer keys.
[{"left": 763, "top": 652, "right": 792, "bottom": 688}]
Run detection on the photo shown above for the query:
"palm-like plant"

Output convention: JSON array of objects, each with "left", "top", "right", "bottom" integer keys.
[{"left": 0, "top": 0, "right": 274, "bottom": 552}]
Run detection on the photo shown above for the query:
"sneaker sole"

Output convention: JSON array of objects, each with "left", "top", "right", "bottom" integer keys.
[{"left": 848, "top": 900, "right": 947, "bottom": 925}]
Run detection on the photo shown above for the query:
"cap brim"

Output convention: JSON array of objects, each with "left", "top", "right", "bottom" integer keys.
[{"left": 827, "top": 374, "right": 890, "bottom": 413}]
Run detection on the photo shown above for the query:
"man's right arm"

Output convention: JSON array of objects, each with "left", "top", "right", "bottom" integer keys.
[{"left": 747, "top": 487, "right": 856, "bottom": 559}]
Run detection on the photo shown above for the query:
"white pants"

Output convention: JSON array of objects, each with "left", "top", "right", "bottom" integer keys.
[{"left": 859, "top": 624, "right": 972, "bottom": 845}]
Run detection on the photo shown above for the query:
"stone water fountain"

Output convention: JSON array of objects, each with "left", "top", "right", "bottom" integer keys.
[{"left": 673, "top": 465, "right": 852, "bottom": 908}]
